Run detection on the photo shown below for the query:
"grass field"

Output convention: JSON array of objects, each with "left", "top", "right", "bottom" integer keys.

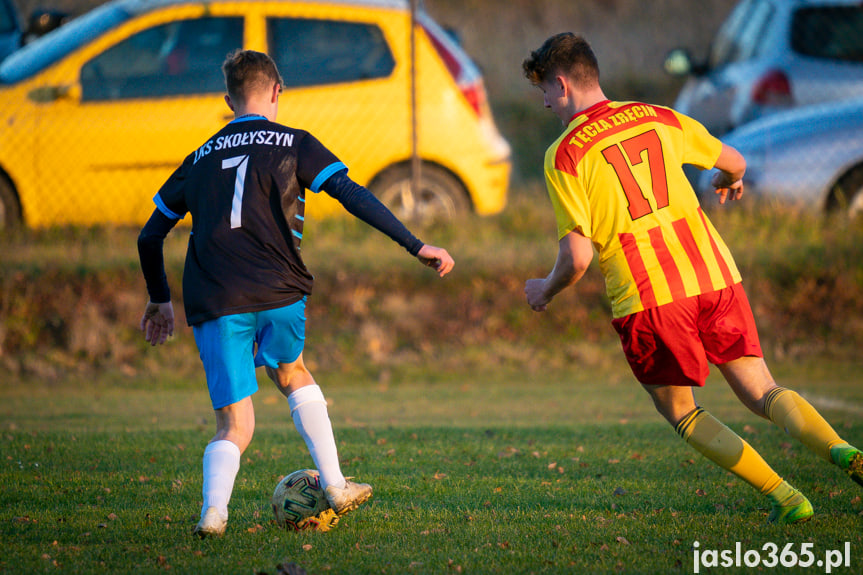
[
  {"left": 2, "top": 192, "right": 863, "bottom": 574},
  {"left": 3, "top": 359, "right": 863, "bottom": 574}
]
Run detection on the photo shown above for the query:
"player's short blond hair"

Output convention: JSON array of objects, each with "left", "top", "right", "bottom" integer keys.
[
  {"left": 222, "top": 50, "right": 284, "bottom": 107},
  {"left": 523, "top": 33, "right": 599, "bottom": 89}
]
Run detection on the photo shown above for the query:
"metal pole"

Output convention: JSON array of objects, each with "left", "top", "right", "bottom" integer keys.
[{"left": 410, "top": 0, "right": 421, "bottom": 206}]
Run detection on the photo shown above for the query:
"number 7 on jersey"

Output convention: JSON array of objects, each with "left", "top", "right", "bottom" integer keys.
[{"left": 223, "top": 154, "right": 249, "bottom": 229}]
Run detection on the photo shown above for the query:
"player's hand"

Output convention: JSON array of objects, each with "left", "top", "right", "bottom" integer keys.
[
  {"left": 525, "top": 278, "right": 551, "bottom": 312},
  {"left": 712, "top": 174, "right": 744, "bottom": 204},
  {"left": 140, "top": 300, "right": 175, "bottom": 346},
  {"left": 417, "top": 244, "right": 454, "bottom": 277}
]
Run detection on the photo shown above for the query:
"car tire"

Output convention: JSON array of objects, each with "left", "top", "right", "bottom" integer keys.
[
  {"left": 0, "top": 173, "right": 22, "bottom": 232},
  {"left": 828, "top": 164, "right": 863, "bottom": 218},
  {"left": 370, "top": 163, "right": 469, "bottom": 225}
]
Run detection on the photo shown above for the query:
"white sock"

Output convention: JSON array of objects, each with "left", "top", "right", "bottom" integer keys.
[
  {"left": 201, "top": 440, "right": 241, "bottom": 519},
  {"left": 288, "top": 384, "right": 346, "bottom": 490}
]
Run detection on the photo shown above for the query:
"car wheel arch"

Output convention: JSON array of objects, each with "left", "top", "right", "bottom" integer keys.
[
  {"left": 0, "top": 166, "right": 23, "bottom": 232},
  {"left": 825, "top": 162, "right": 863, "bottom": 216}
]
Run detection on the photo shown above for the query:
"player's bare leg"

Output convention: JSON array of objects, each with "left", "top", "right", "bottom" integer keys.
[
  {"left": 268, "top": 354, "right": 372, "bottom": 515},
  {"left": 719, "top": 355, "right": 863, "bottom": 487},
  {"left": 642, "top": 383, "right": 812, "bottom": 524},
  {"left": 195, "top": 397, "right": 254, "bottom": 537}
]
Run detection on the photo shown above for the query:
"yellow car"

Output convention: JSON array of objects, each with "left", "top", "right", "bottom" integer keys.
[{"left": 0, "top": 0, "right": 510, "bottom": 230}]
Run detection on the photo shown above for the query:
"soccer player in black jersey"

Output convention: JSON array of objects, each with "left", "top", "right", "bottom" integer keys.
[{"left": 138, "top": 50, "right": 454, "bottom": 538}]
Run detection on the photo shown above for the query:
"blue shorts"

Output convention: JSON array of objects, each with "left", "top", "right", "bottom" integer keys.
[{"left": 192, "top": 298, "right": 307, "bottom": 409}]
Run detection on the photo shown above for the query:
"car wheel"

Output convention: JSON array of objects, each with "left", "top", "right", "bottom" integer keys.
[
  {"left": 370, "top": 163, "right": 469, "bottom": 225},
  {"left": 828, "top": 165, "right": 863, "bottom": 218},
  {"left": 0, "top": 174, "right": 22, "bottom": 232}
]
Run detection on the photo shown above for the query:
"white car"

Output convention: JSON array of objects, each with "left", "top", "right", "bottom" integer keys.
[
  {"left": 696, "top": 98, "right": 863, "bottom": 215},
  {"left": 665, "top": 0, "right": 863, "bottom": 135}
]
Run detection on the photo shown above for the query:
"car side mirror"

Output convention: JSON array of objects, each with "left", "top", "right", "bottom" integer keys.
[{"left": 664, "top": 48, "right": 693, "bottom": 76}]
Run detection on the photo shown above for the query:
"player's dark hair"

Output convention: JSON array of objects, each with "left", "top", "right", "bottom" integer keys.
[
  {"left": 222, "top": 50, "right": 284, "bottom": 106},
  {"left": 523, "top": 32, "right": 599, "bottom": 88}
]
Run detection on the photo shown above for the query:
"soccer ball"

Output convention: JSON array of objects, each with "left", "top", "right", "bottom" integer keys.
[{"left": 271, "top": 469, "right": 339, "bottom": 532}]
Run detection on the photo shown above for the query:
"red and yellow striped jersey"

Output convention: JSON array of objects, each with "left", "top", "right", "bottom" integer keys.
[{"left": 544, "top": 100, "right": 741, "bottom": 318}]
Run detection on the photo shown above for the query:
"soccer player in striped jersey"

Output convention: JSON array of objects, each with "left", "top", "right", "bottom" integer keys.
[
  {"left": 522, "top": 33, "right": 861, "bottom": 524},
  {"left": 138, "top": 50, "right": 454, "bottom": 537}
]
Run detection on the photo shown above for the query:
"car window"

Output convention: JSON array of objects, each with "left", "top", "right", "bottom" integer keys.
[
  {"left": 708, "top": 0, "right": 774, "bottom": 68},
  {"left": 268, "top": 18, "right": 395, "bottom": 88},
  {"left": 0, "top": 0, "right": 17, "bottom": 33},
  {"left": 80, "top": 17, "right": 243, "bottom": 101},
  {"left": 791, "top": 6, "right": 863, "bottom": 63}
]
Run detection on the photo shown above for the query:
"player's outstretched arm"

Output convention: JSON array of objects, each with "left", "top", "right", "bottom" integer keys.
[
  {"left": 711, "top": 143, "right": 746, "bottom": 204},
  {"left": 140, "top": 300, "right": 175, "bottom": 346},
  {"left": 416, "top": 244, "right": 454, "bottom": 277}
]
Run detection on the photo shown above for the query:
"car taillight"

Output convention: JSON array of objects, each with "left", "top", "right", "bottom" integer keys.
[
  {"left": 421, "top": 22, "right": 485, "bottom": 117},
  {"left": 752, "top": 69, "right": 792, "bottom": 105},
  {"left": 460, "top": 80, "right": 487, "bottom": 117}
]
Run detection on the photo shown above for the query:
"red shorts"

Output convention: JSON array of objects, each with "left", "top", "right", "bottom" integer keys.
[{"left": 611, "top": 283, "right": 762, "bottom": 387}]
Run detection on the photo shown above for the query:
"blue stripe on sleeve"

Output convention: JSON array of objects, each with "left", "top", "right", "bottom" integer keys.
[
  {"left": 310, "top": 162, "right": 348, "bottom": 193},
  {"left": 153, "top": 193, "right": 184, "bottom": 220}
]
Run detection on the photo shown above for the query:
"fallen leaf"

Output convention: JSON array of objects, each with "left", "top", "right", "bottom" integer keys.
[
  {"left": 696, "top": 489, "right": 706, "bottom": 497},
  {"left": 616, "top": 536, "right": 630, "bottom": 545}
]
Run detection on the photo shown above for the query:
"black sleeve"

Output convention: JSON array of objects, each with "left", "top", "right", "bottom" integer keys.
[
  {"left": 137, "top": 209, "right": 179, "bottom": 303},
  {"left": 321, "top": 170, "right": 425, "bottom": 256}
]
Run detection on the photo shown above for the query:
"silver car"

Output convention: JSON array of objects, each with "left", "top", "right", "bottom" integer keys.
[
  {"left": 665, "top": 0, "right": 863, "bottom": 135},
  {"left": 696, "top": 98, "right": 863, "bottom": 215}
]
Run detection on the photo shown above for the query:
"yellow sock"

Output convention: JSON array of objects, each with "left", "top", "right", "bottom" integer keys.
[
  {"left": 764, "top": 388, "right": 844, "bottom": 461},
  {"left": 676, "top": 408, "right": 783, "bottom": 495}
]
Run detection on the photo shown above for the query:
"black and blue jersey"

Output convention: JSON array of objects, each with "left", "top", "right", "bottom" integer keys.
[
  {"left": 139, "top": 114, "right": 425, "bottom": 326},
  {"left": 153, "top": 115, "right": 342, "bottom": 325}
]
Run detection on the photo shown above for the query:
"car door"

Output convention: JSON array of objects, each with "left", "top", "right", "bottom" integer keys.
[
  {"left": 34, "top": 14, "right": 244, "bottom": 226},
  {"left": 264, "top": 12, "right": 402, "bottom": 218}
]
